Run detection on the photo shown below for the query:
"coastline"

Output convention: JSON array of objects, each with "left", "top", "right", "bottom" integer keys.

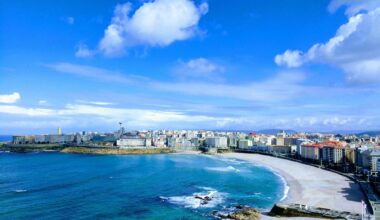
[{"left": 221, "top": 152, "right": 365, "bottom": 214}]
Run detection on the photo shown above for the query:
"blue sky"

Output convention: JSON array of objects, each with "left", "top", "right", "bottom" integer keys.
[{"left": 1, "top": 0, "right": 380, "bottom": 134}]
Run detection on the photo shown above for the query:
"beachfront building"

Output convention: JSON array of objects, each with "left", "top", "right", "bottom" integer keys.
[
  {"left": 167, "top": 137, "right": 195, "bottom": 150},
  {"left": 252, "top": 143, "right": 269, "bottom": 152},
  {"left": 321, "top": 141, "right": 345, "bottom": 164},
  {"left": 296, "top": 138, "right": 310, "bottom": 156},
  {"left": 12, "top": 135, "right": 35, "bottom": 144},
  {"left": 205, "top": 137, "right": 228, "bottom": 149},
  {"left": 117, "top": 138, "right": 147, "bottom": 148},
  {"left": 228, "top": 137, "right": 238, "bottom": 148},
  {"left": 268, "top": 145, "right": 291, "bottom": 155},
  {"left": 284, "top": 137, "right": 297, "bottom": 146},
  {"left": 275, "top": 137, "right": 284, "bottom": 146},
  {"left": 370, "top": 151, "right": 380, "bottom": 176},
  {"left": 301, "top": 143, "right": 322, "bottom": 161},
  {"left": 238, "top": 139, "right": 253, "bottom": 149}
]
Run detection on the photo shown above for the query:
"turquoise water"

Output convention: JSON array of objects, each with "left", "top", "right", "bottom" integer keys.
[{"left": 0, "top": 153, "right": 285, "bottom": 219}]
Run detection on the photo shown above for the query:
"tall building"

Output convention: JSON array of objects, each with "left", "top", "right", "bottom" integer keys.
[
  {"left": 57, "top": 127, "right": 62, "bottom": 135},
  {"left": 301, "top": 143, "right": 322, "bottom": 161}
]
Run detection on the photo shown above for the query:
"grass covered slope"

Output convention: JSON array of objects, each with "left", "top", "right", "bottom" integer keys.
[{"left": 61, "top": 147, "right": 176, "bottom": 155}]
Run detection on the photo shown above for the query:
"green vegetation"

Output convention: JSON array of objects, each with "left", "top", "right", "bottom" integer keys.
[{"left": 61, "top": 146, "right": 176, "bottom": 155}]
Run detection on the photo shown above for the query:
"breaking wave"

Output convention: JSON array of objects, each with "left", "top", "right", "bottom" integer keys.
[
  {"left": 160, "top": 187, "right": 226, "bottom": 209},
  {"left": 205, "top": 166, "right": 240, "bottom": 172}
]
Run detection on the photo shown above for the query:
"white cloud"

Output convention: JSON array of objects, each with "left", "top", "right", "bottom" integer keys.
[
  {"left": 75, "top": 44, "right": 95, "bottom": 58},
  {"left": 47, "top": 62, "right": 141, "bottom": 83},
  {"left": 0, "top": 92, "right": 21, "bottom": 104},
  {"left": 99, "top": 0, "right": 208, "bottom": 56},
  {"left": 275, "top": 1, "right": 380, "bottom": 83},
  {"left": 274, "top": 50, "right": 303, "bottom": 67},
  {"left": 1, "top": 101, "right": 379, "bottom": 131},
  {"left": 0, "top": 105, "right": 54, "bottom": 116},
  {"left": 174, "top": 58, "right": 225, "bottom": 79},
  {"left": 75, "top": 100, "right": 116, "bottom": 106},
  {"left": 328, "top": 0, "right": 380, "bottom": 16}
]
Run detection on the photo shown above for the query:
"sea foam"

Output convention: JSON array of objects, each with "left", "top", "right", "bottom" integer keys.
[
  {"left": 160, "top": 187, "right": 226, "bottom": 209},
  {"left": 205, "top": 166, "right": 240, "bottom": 172}
]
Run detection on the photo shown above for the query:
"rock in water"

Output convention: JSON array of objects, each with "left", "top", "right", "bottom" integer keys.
[{"left": 228, "top": 207, "right": 260, "bottom": 220}]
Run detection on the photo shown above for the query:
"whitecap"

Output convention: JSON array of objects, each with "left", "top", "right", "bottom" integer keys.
[
  {"left": 205, "top": 166, "right": 240, "bottom": 172},
  {"left": 14, "top": 189, "right": 27, "bottom": 193},
  {"left": 160, "top": 188, "right": 226, "bottom": 209}
]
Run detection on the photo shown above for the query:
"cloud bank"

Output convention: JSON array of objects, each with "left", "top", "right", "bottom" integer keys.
[{"left": 275, "top": 0, "right": 380, "bottom": 84}]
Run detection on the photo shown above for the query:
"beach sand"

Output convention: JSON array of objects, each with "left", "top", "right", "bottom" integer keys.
[{"left": 222, "top": 152, "right": 365, "bottom": 215}]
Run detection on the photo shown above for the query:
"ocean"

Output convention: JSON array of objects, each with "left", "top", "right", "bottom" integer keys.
[
  {"left": 0, "top": 153, "right": 285, "bottom": 219},
  {"left": 0, "top": 135, "right": 12, "bottom": 142}
]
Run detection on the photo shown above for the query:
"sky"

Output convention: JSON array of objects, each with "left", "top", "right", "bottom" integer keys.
[{"left": 1, "top": 0, "right": 380, "bottom": 134}]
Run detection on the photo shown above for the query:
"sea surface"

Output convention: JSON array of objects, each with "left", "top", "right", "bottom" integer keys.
[
  {"left": 0, "top": 135, "right": 11, "bottom": 142},
  {"left": 0, "top": 152, "right": 285, "bottom": 219}
]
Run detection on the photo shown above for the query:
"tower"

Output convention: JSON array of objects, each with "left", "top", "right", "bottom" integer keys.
[{"left": 58, "top": 127, "right": 62, "bottom": 135}]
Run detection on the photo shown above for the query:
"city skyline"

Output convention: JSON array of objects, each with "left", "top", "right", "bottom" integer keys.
[{"left": 1, "top": 0, "right": 380, "bottom": 134}]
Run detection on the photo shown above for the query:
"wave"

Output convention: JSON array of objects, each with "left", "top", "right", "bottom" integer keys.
[
  {"left": 259, "top": 164, "right": 290, "bottom": 201},
  {"left": 160, "top": 187, "right": 226, "bottom": 209},
  {"left": 13, "top": 189, "right": 27, "bottom": 193},
  {"left": 232, "top": 160, "right": 290, "bottom": 202},
  {"left": 200, "top": 154, "right": 246, "bottom": 165},
  {"left": 205, "top": 166, "right": 240, "bottom": 172},
  {"left": 276, "top": 173, "right": 290, "bottom": 201}
]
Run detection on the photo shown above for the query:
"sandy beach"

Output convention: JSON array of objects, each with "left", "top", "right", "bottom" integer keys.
[{"left": 222, "top": 152, "right": 365, "bottom": 214}]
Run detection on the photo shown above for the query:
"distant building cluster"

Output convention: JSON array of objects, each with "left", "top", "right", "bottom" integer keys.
[{"left": 11, "top": 128, "right": 380, "bottom": 176}]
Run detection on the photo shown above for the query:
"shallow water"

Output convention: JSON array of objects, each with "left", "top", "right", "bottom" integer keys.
[{"left": 0, "top": 152, "right": 284, "bottom": 219}]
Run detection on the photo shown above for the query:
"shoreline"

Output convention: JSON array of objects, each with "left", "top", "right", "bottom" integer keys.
[{"left": 221, "top": 152, "right": 365, "bottom": 215}]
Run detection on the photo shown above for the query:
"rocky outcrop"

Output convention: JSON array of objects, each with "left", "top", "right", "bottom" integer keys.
[
  {"left": 213, "top": 205, "right": 260, "bottom": 220},
  {"left": 269, "top": 203, "right": 361, "bottom": 219}
]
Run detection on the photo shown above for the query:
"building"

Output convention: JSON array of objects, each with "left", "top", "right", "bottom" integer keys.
[
  {"left": 117, "top": 138, "right": 147, "bottom": 147},
  {"left": 370, "top": 151, "right": 380, "bottom": 176},
  {"left": 238, "top": 139, "right": 253, "bottom": 149},
  {"left": 321, "top": 141, "right": 345, "bottom": 164},
  {"left": 268, "top": 145, "right": 291, "bottom": 155},
  {"left": 296, "top": 139, "right": 310, "bottom": 156},
  {"left": 205, "top": 137, "right": 228, "bottom": 149},
  {"left": 301, "top": 143, "right": 322, "bottom": 161},
  {"left": 12, "top": 135, "right": 35, "bottom": 144},
  {"left": 275, "top": 137, "right": 285, "bottom": 146},
  {"left": 228, "top": 137, "right": 238, "bottom": 148},
  {"left": 284, "top": 137, "right": 297, "bottom": 146}
]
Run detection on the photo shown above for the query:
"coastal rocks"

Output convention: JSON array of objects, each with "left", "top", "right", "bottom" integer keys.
[
  {"left": 212, "top": 205, "right": 260, "bottom": 220},
  {"left": 194, "top": 194, "right": 212, "bottom": 205},
  {"left": 268, "top": 203, "right": 361, "bottom": 220},
  {"left": 160, "top": 187, "right": 225, "bottom": 209}
]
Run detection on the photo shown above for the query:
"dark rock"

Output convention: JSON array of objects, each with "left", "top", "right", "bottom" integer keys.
[{"left": 228, "top": 207, "right": 260, "bottom": 220}]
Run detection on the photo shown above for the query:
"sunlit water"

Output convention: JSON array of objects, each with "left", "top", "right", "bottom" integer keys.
[{"left": 0, "top": 152, "right": 285, "bottom": 219}]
